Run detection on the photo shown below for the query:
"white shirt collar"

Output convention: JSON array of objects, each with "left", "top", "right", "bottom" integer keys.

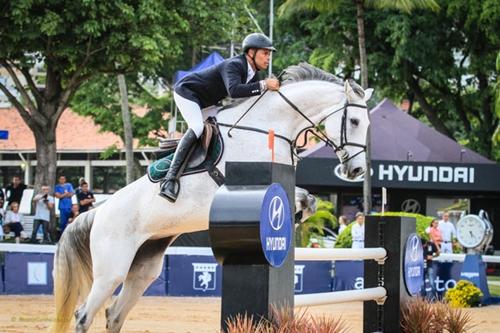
[{"left": 246, "top": 59, "right": 256, "bottom": 83}]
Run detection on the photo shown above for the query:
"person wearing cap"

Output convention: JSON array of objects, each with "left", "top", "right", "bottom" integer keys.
[
  {"left": 161, "top": 33, "right": 280, "bottom": 202},
  {"left": 351, "top": 212, "right": 365, "bottom": 248}
]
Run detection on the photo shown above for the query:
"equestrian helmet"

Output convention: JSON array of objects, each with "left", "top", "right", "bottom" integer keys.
[{"left": 242, "top": 33, "right": 276, "bottom": 53}]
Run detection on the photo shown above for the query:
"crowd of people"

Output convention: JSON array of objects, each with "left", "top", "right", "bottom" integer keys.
[{"left": 0, "top": 175, "right": 95, "bottom": 244}]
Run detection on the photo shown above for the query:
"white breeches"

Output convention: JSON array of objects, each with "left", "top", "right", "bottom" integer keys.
[{"left": 174, "top": 92, "right": 219, "bottom": 138}]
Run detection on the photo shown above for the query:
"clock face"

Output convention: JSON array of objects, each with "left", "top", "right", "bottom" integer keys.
[{"left": 456, "top": 215, "right": 486, "bottom": 249}]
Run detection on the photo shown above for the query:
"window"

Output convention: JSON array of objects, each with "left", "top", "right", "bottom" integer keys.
[{"left": 92, "top": 166, "right": 126, "bottom": 194}]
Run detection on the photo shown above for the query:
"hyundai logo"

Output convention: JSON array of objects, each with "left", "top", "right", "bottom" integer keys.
[
  {"left": 269, "top": 196, "right": 285, "bottom": 231},
  {"left": 410, "top": 235, "right": 420, "bottom": 262}
]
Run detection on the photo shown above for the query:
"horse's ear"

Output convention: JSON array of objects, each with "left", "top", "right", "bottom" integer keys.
[
  {"left": 364, "top": 88, "right": 374, "bottom": 102},
  {"left": 344, "top": 80, "right": 356, "bottom": 102},
  {"left": 345, "top": 79, "right": 364, "bottom": 102}
]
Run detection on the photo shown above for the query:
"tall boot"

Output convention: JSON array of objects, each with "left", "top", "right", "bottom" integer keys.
[{"left": 159, "top": 129, "right": 198, "bottom": 202}]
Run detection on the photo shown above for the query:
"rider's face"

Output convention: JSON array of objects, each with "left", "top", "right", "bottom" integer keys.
[{"left": 250, "top": 49, "right": 271, "bottom": 71}]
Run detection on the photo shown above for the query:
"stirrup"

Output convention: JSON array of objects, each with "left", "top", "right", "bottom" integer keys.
[{"left": 159, "top": 178, "right": 181, "bottom": 202}]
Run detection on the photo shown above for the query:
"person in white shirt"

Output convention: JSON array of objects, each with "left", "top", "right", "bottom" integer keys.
[
  {"left": 29, "top": 185, "right": 54, "bottom": 244},
  {"left": 4, "top": 202, "right": 24, "bottom": 243},
  {"left": 438, "top": 211, "right": 456, "bottom": 253},
  {"left": 351, "top": 212, "right": 365, "bottom": 248}
]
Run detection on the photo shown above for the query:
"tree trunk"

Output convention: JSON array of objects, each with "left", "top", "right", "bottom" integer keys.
[
  {"left": 117, "top": 74, "right": 134, "bottom": 185},
  {"left": 355, "top": 0, "right": 371, "bottom": 213},
  {"left": 355, "top": 0, "right": 368, "bottom": 89},
  {"left": 32, "top": 123, "right": 58, "bottom": 191}
]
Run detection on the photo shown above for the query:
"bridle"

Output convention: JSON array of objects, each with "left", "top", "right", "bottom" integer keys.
[
  {"left": 219, "top": 89, "right": 368, "bottom": 165},
  {"left": 277, "top": 91, "right": 368, "bottom": 164}
]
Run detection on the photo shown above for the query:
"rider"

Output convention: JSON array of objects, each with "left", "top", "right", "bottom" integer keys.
[{"left": 160, "top": 33, "right": 280, "bottom": 202}]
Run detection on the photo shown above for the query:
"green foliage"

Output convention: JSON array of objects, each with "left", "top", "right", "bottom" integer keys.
[
  {"left": 71, "top": 74, "right": 169, "bottom": 148},
  {"left": 296, "top": 197, "right": 336, "bottom": 247},
  {"left": 445, "top": 280, "right": 483, "bottom": 308},
  {"left": 334, "top": 222, "right": 353, "bottom": 248},
  {"left": 335, "top": 212, "right": 433, "bottom": 248},
  {"left": 373, "top": 211, "right": 433, "bottom": 241},
  {"left": 274, "top": 0, "right": 500, "bottom": 160}
]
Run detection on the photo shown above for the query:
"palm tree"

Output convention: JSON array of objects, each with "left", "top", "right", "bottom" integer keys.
[{"left": 279, "top": 0, "right": 439, "bottom": 213}]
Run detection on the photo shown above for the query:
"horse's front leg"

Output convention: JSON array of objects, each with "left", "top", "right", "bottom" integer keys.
[{"left": 105, "top": 237, "right": 177, "bottom": 333}]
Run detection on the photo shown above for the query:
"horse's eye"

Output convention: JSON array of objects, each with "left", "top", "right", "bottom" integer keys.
[{"left": 350, "top": 118, "right": 359, "bottom": 127}]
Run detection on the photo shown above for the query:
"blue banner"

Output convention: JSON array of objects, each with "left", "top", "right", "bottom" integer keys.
[
  {"left": 260, "top": 183, "right": 292, "bottom": 267},
  {"left": 0, "top": 130, "right": 8, "bottom": 140}
]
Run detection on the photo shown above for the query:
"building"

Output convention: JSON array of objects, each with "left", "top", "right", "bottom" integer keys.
[
  {"left": 296, "top": 99, "right": 500, "bottom": 250},
  {"left": 0, "top": 107, "right": 158, "bottom": 193}
]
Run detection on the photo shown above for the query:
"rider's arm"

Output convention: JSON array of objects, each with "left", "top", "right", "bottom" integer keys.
[{"left": 221, "top": 61, "right": 262, "bottom": 98}]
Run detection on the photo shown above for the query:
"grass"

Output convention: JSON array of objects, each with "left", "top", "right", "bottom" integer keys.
[{"left": 487, "top": 276, "right": 500, "bottom": 297}]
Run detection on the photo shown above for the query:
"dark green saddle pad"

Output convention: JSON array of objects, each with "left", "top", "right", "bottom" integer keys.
[{"left": 147, "top": 130, "right": 224, "bottom": 183}]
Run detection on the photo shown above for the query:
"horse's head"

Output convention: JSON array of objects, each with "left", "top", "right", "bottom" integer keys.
[{"left": 323, "top": 79, "right": 373, "bottom": 180}]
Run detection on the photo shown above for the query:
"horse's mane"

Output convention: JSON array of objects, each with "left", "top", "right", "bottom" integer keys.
[
  {"left": 219, "top": 63, "right": 353, "bottom": 111},
  {"left": 281, "top": 62, "right": 343, "bottom": 86}
]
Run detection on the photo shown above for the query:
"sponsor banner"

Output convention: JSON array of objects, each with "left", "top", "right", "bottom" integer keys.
[
  {"left": 333, "top": 260, "right": 463, "bottom": 296},
  {"left": 297, "top": 159, "right": 500, "bottom": 192},
  {"left": 4, "top": 253, "right": 53, "bottom": 294},
  {"left": 260, "top": 183, "right": 292, "bottom": 267},
  {"left": 167, "top": 255, "right": 221, "bottom": 297},
  {"left": 404, "top": 234, "right": 425, "bottom": 296},
  {"left": 333, "top": 261, "right": 365, "bottom": 291},
  {"left": 294, "top": 261, "right": 333, "bottom": 294}
]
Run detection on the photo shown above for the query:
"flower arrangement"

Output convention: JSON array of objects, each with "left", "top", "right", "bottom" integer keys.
[{"left": 444, "top": 280, "right": 483, "bottom": 308}]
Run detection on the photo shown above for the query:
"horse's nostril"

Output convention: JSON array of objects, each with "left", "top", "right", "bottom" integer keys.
[{"left": 352, "top": 167, "right": 363, "bottom": 177}]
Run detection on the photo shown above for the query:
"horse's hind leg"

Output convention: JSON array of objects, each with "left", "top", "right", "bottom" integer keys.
[
  {"left": 75, "top": 239, "right": 138, "bottom": 333},
  {"left": 105, "top": 237, "right": 176, "bottom": 333}
]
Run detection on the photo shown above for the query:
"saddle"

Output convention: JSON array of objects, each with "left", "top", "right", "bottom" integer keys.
[{"left": 148, "top": 118, "right": 225, "bottom": 185}]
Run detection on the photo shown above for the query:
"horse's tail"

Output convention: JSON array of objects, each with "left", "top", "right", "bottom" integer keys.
[{"left": 50, "top": 209, "right": 96, "bottom": 333}]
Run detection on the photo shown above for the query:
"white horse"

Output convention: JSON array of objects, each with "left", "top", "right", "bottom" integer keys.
[{"left": 51, "top": 63, "right": 373, "bottom": 333}]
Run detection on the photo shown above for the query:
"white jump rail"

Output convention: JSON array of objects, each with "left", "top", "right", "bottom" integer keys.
[
  {"left": 295, "top": 247, "right": 387, "bottom": 262},
  {"left": 435, "top": 253, "right": 500, "bottom": 263},
  {"left": 295, "top": 287, "right": 387, "bottom": 307}
]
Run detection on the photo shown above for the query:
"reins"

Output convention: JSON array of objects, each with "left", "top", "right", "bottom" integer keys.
[{"left": 220, "top": 75, "right": 368, "bottom": 165}]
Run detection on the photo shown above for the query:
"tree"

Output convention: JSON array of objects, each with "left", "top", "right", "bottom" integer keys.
[
  {"left": 117, "top": 73, "right": 134, "bottom": 185},
  {"left": 0, "top": 0, "right": 187, "bottom": 189},
  {"left": 279, "top": 0, "right": 439, "bottom": 213}
]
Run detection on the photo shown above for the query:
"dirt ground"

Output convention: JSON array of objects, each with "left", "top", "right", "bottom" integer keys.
[{"left": 0, "top": 295, "right": 499, "bottom": 333}]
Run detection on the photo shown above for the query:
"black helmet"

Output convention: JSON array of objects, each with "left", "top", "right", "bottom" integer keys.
[{"left": 242, "top": 33, "right": 276, "bottom": 53}]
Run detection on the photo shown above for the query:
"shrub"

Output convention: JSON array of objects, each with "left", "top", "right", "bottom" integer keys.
[
  {"left": 401, "top": 298, "right": 476, "bottom": 333},
  {"left": 224, "top": 306, "right": 349, "bottom": 333},
  {"left": 334, "top": 223, "right": 353, "bottom": 248},
  {"left": 444, "top": 280, "right": 483, "bottom": 308}
]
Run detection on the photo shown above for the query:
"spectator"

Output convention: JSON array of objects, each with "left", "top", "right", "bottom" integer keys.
[
  {"left": 68, "top": 204, "right": 80, "bottom": 224},
  {"left": 5, "top": 175, "right": 27, "bottom": 207},
  {"left": 75, "top": 177, "right": 86, "bottom": 197},
  {"left": 54, "top": 175, "right": 74, "bottom": 233},
  {"left": 0, "top": 197, "right": 4, "bottom": 240},
  {"left": 77, "top": 182, "right": 95, "bottom": 213},
  {"left": 422, "top": 237, "right": 440, "bottom": 300},
  {"left": 351, "top": 212, "right": 365, "bottom": 248},
  {"left": 29, "top": 185, "right": 54, "bottom": 244},
  {"left": 338, "top": 215, "right": 348, "bottom": 234},
  {"left": 4, "top": 202, "right": 24, "bottom": 243},
  {"left": 438, "top": 211, "right": 456, "bottom": 254},
  {"left": 426, "top": 219, "right": 442, "bottom": 250}
]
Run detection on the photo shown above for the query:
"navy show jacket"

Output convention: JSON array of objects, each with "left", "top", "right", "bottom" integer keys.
[{"left": 174, "top": 54, "right": 262, "bottom": 108}]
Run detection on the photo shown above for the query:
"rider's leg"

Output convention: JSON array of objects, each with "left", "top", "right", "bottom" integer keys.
[{"left": 159, "top": 92, "right": 203, "bottom": 202}]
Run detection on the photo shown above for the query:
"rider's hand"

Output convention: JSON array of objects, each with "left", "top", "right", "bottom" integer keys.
[{"left": 265, "top": 78, "right": 280, "bottom": 91}]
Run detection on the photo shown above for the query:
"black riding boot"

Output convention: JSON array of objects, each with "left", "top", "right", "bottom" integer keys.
[{"left": 159, "top": 129, "right": 198, "bottom": 202}]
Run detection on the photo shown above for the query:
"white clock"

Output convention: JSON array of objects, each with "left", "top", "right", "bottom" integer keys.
[{"left": 456, "top": 214, "right": 492, "bottom": 250}]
